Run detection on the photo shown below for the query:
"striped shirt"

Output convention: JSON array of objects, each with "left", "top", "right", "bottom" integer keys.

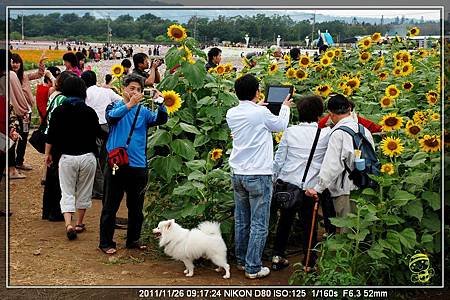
[{"left": 45, "top": 92, "right": 67, "bottom": 134}]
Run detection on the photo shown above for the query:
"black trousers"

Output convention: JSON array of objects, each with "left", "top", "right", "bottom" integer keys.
[
  {"left": 273, "top": 191, "right": 329, "bottom": 266},
  {"left": 15, "top": 114, "right": 30, "bottom": 166},
  {"left": 99, "top": 165, "right": 148, "bottom": 249},
  {"left": 42, "top": 163, "right": 63, "bottom": 220},
  {"left": 92, "top": 124, "right": 109, "bottom": 198}
]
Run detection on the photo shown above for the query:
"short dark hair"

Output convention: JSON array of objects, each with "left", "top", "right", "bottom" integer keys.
[
  {"left": 62, "top": 52, "right": 78, "bottom": 67},
  {"left": 207, "top": 47, "right": 221, "bottom": 61},
  {"left": 123, "top": 74, "right": 144, "bottom": 90},
  {"left": 327, "top": 94, "right": 351, "bottom": 115},
  {"left": 132, "top": 53, "right": 148, "bottom": 68},
  {"left": 55, "top": 71, "right": 76, "bottom": 92},
  {"left": 297, "top": 95, "right": 324, "bottom": 123},
  {"left": 61, "top": 76, "right": 87, "bottom": 99},
  {"left": 80, "top": 70, "right": 97, "bottom": 88},
  {"left": 289, "top": 48, "right": 301, "bottom": 60},
  {"left": 121, "top": 58, "right": 132, "bottom": 68},
  {"left": 105, "top": 74, "right": 113, "bottom": 84},
  {"left": 234, "top": 74, "right": 259, "bottom": 101},
  {"left": 319, "top": 45, "right": 329, "bottom": 54}
]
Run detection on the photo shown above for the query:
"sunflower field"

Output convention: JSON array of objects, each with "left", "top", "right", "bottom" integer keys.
[
  {"left": 142, "top": 24, "right": 444, "bottom": 286},
  {"left": 11, "top": 49, "right": 68, "bottom": 70}
]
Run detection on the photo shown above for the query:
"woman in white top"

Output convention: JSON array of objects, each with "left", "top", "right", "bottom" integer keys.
[{"left": 271, "top": 95, "right": 331, "bottom": 271}]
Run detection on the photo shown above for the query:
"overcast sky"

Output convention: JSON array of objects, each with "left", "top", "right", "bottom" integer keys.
[{"left": 9, "top": 8, "right": 441, "bottom": 21}]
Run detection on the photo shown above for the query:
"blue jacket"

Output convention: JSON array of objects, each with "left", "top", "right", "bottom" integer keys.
[{"left": 106, "top": 101, "right": 168, "bottom": 167}]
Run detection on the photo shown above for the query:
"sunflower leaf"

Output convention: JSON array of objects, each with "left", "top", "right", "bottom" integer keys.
[{"left": 170, "top": 139, "right": 197, "bottom": 161}]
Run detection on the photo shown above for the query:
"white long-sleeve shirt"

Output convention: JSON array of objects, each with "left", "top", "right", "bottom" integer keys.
[
  {"left": 85, "top": 85, "right": 122, "bottom": 124},
  {"left": 273, "top": 122, "right": 331, "bottom": 189},
  {"left": 226, "top": 100, "right": 290, "bottom": 175},
  {"left": 314, "top": 116, "right": 375, "bottom": 197}
]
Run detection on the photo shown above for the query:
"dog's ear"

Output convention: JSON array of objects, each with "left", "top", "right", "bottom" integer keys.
[{"left": 165, "top": 219, "right": 174, "bottom": 231}]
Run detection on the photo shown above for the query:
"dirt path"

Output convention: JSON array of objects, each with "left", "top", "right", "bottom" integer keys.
[{"left": 8, "top": 143, "right": 295, "bottom": 286}]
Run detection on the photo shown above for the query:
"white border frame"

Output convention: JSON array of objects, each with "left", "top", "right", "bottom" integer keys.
[{"left": 4, "top": 4, "right": 446, "bottom": 289}]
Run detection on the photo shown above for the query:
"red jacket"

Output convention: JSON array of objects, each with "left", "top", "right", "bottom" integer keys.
[{"left": 318, "top": 114, "right": 382, "bottom": 133}]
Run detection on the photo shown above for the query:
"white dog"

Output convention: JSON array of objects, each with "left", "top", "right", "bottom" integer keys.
[{"left": 153, "top": 219, "right": 230, "bottom": 279}]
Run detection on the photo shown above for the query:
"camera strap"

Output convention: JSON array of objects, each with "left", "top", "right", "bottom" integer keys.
[
  {"left": 125, "top": 104, "right": 141, "bottom": 149},
  {"left": 300, "top": 127, "right": 321, "bottom": 189}
]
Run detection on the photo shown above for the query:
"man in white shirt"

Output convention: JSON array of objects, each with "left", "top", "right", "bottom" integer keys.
[
  {"left": 81, "top": 71, "right": 122, "bottom": 200},
  {"left": 226, "top": 74, "right": 293, "bottom": 279},
  {"left": 306, "top": 94, "right": 375, "bottom": 232}
]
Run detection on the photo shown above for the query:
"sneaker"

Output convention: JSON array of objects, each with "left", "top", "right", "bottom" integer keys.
[
  {"left": 236, "top": 264, "right": 245, "bottom": 271},
  {"left": 245, "top": 266, "right": 270, "bottom": 279},
  {"left": 271, "top": 256, "right": 289, "bottom": 270}
]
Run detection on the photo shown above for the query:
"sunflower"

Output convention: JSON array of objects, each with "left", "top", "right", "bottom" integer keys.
[
  {"left": 285, "top": 68, "right": 296, "bottom": 79},
  {"left": 284, "top": 54, "right": 291, "bottom": 67},
  {"left": 430, "top": 113, "right": 440, "bottom": 122},
  {"left": 392, "top": 67, "right": 403, "bottom": 77},
  {"left": 167, "top": 24, "right": 187, "bottom": 42},
  {"left": 418, "top": 48, "right": 429, "bottom": 58},
  {"left": 269, "top": 63, "right": 279, "bottom": 75},
  {"left": 394, "top": 51, "right": 403, "bottom": 61},
  {"left": 371, "top": 32, "right": 382, "bottom": 43},
  {"left": 215, "top": 64, "right": 226, "bottom": 75},
  {"left": 380, "top": 96, "right": 394, "bottom": 108},
  {"left": 381, "top": 136, "right": 404, "bottom": 157},
  {"left": 325, "top": 50, "right": 335, "bottom": 59},
  {"left": 210, "top": 148, "right": 223, "bottom": 161},
  {"left": 401, "top": 63, "right": 414, "bottom": 76},
  {"left": 401, "top": 52, "right": 411, "bottom": 63},
  {"left": 162, "top": 90, "right": 182, "bottom": 114},
  {"left": 405, "top": 121, "right": 422, "bottom": 137},
  {"left": 299, "top": 55, "right": 311, "bottom": 67},
  {"left": 334, "top": 48, "right": 342, "bottom": 57},
  {"left": 315, "top": 84, "right": 332, "bottom": 97},
  {"left": 378, "top": 72, "right": 388, "bottom": 81},
  {"left": 413, "top": 111, "right": 428, "bottom": 126},
  {"left": 373, "top": 61, "right": 383, "bottom": 72},
  {"left": 295, "top": 69, "right": 308, "bottom": 80},
  {"left": 320, "top": 56, "right": 332, "bottom": 67},
  {"left": 274, "top": 132, "right": 284, "bottom": 144},
  {"left": 111, "top": 64, "right": 124, "bottom": 77},
  {"left": 359, "top": 51, "right": 371, "bottom": 63},
  {"left": 426, "top": 91, "right": 439, "bottom": 105},
  {"left": 401, "top": 81, "right": 413, "bottom": 91},
  {"left": 419, "top": 135, "right": 441, "bottom": 153},
  {"left": 314, "top": 65, "right": 323, "bottom": 72},
  {"left": 328, "top": 67, "right": 337, "bottom": 77},
  {"left": 343, "top": 86, "right": 353, "bottom": 96},
  {"left": 385, "top": 85, "right": 400, "bottom": 99},
  {"left": 379, "top": 113, "right": 404, "bottom": 131},
  {"left": 346, "top": 77, "right": 360, "bottom": 89},
  {"left": 409, "top": 27, "right": 420, "bottom": 37},
  {"left": 381, "top": 163, "right": 395, "bottom": 175},
  {"left": 358, "top": 37, "right": 372, "bottom": 49},
  {"left": 224, "top": 63, "right": 233, "bottom": 73}
]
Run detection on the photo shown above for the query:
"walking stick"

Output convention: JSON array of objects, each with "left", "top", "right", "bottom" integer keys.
[{"left": 304, "top": 195, "right": 319, "bottom": 273}]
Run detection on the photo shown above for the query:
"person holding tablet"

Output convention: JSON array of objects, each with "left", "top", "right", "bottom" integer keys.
[{"left": 226, "top": 74, "right": 293, "bottom": 279}]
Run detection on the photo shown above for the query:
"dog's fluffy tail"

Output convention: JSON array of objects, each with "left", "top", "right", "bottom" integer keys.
[{"left": 198, "top": 221, "right": 221, "bottom": 236}]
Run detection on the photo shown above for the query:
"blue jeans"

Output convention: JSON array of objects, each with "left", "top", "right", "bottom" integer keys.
[{"left": 232, "top": 174, "right": 272, "bottom": 274}]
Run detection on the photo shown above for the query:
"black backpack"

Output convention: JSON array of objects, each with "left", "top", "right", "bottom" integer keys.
[{"left": 334, "top": 123, "right": 380, "bottom": 189}]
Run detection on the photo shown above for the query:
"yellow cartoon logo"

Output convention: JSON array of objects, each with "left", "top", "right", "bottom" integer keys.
[{"left": 408, "top": 251, "right": 434, "bottom": 284}]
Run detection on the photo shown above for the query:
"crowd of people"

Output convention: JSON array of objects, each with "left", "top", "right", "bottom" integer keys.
[{"left": 3, "top": 44, "right": 382, "bottom": 280}]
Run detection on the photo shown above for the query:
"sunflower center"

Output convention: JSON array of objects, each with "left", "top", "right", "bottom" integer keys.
[
  {"left": 171, "top": 28, "right": 183, "bottom": 39},
  {"left": 347, "top": 80, "right": 357, "bottom": 88},
  {"left": 165, "top": 97, "right": 175, "bottom": 106},
  {"left": 402, "top": 65, "right": 410, "bottom": 72},
  {"left": 385, "top": 117, "right": 399, "bottom": 127},
  {"left": 429, "top": 96, "right": 437, "bottom": 103},
  {"left": 424, "top": 138, "right": 439, "bottom": 147},
  {"left": 361, "top": 53, "right": 369, "bottom": 60},
  {"left": 323, "top": 59, "right": 329, "bottom": 64},
  {"left": 404, "top": 83, "right": 412, "bottom": 89},
  {"left": 364, "top": 40, "right": 370, "bottom": 46},
  {"left": 382, "top": 98, "right": 391, "bottom": 105},
  {"left": 389, "top": 88, "right": 398, "bottom": 96},
  {"left": 409, "top": 126, "right": 420, "bottom": 135},
  {"left": 318, "top": 86, "right": 328, "bottom": 92},
  {"left": 301, "top": 58, "right": 309, "bottom": 65},
  {"left": 387, "top": 141, "right": 398, "bottom": 150}
]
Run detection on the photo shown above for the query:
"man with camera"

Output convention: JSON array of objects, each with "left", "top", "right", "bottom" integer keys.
[
  {"left": 131, "top": 52, "right": 162, "bottom": 87},
  {"left": 98, "top": 75, "right": 168, "bottom": 255}
]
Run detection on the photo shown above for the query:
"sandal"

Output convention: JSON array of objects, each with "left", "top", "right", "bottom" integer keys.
[
  {"left": 66, "top": 224, "right": 77, "bottom": 240},
  {"left": 126, "top": 241, "right": 147, "bottom": 250},
  {"left": 75, "top": 224, "right": 86, "bottom": 233},
  {"left": 99, "top": 247, "right": 117, "bottom": 255}
]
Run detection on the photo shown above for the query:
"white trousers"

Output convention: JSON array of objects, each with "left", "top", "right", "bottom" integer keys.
[{"left": 58, "top": 153, "right": 97, "bottom": 213}]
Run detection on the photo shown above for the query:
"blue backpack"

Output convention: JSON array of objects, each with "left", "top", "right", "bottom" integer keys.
[{"left": 334, "top": 123, "right": 381, "bottom": 189}]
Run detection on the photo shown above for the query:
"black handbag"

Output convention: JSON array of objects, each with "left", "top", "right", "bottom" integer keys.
[
  {"left": 273, "top": 127, "right": 321, "bottom": 209},
  {"left": 29, "top": 121, "right": 47, "bottom": 154}
]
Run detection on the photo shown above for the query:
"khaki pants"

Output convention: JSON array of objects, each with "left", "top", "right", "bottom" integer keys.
[{"left": 332, "top": 195, "right": 356, "bottom": 233}]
